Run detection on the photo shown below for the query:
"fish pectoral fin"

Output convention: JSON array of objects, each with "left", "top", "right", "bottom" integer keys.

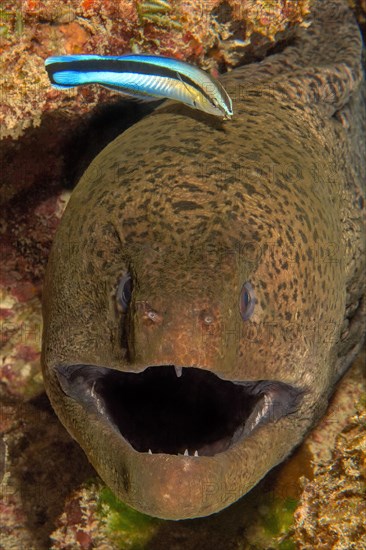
[{"left": 175, "top": 70, "right": 197, "bottom": 107}]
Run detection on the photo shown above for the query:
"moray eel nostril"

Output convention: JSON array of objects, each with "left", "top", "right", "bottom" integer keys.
[{"left": 42, "top": 0, "right": 366, "bottom": 520}]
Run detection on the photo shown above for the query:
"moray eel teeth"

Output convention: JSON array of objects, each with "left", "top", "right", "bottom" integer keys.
[
  {"left": 54, "top": 364, "right": 303, "bottom": 457},
  {"left": 174, "top": 365, "right": 183, "bottom": 377}
]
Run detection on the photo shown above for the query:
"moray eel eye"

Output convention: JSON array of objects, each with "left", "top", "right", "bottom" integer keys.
[
  {"left": 240, "top": 282, "right": 255, "bottom": 320},
  {"left": 116, "top": 274, "right": 133, "bottom": 312}
]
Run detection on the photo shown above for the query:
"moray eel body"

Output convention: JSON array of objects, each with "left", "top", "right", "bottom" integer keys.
[{"left": 42, "top": 0, "right": 366, "bottom": 520}]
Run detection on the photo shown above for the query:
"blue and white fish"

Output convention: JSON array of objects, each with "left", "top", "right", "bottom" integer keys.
[{"left": 44, "top": 54, "right": 233, "bottom": 119}]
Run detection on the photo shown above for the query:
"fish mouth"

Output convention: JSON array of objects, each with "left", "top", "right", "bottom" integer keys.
[{"left": 55, "top": 365, "right": 303, "bottom": 458}]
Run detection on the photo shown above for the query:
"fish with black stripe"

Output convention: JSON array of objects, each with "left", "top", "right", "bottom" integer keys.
[{"left": 45, "top": 54, "right": 233, "bottom": 119}]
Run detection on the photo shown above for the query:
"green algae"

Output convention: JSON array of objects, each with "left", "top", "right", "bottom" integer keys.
[
  {"left": 97, "top": 487, "right": 160, "bottom": 550},
  {"left": 0, "top": 8, "right": 12, "bottom": 37},
  {"left": 278, "top": 541, "right": 296, "bottom": 550},
  {"left": 244, "top": 495, "right": 298, "bottom": 549},
  {"left": 14, "top": 10, "right": 23, "bottom": 36},
  {"left": 261, "top": 498, "right": 298, "bottom": 536}
]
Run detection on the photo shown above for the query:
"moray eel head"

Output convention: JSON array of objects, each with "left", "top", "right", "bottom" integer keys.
[
  {"left": 42, "top": 126, "right": 345, "bottom": 519},
  {"left": 42, "top": 0, "right": 366, "bottom": 519}
]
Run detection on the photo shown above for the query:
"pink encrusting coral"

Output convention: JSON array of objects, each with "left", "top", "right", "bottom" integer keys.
[
  {"left": 294, "top": 385, "right": 366, "bottom": 549},
  {"left": 1, "top": 184, "right": 69, "bottom": 399}
]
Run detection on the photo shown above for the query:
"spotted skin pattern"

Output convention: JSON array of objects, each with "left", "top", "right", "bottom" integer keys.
[{"left": 42, "top": 0, "right": 365, "bottom": 519}]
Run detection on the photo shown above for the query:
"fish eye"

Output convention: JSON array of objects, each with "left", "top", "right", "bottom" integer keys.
[
  {"left": 240, "top": 282, "right": 255, "bottom": 320},
  {"left": 116, "top": 273, "right": 133, "bottom": 312}
]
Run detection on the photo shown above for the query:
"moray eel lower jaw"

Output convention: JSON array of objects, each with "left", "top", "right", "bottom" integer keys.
[{"left": 51, "top": 362, "right": 304, "bottom": 518}]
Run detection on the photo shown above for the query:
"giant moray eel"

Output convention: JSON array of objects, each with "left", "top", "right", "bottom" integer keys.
[{"left": 42, "top": 0, "right": 366, "bottom": 519}]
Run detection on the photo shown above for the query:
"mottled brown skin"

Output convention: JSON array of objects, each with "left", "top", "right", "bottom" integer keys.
[{"left": 42, "top": 1, "right": 366, "bottom": 519}]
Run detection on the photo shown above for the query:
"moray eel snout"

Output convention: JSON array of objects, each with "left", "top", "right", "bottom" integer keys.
[{"left": 55, "top": 364, "right": 302, "bottom": 457}]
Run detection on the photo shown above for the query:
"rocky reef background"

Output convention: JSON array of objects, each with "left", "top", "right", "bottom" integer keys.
[{"left": 1, "top": 1, "right": 365, "bottom": 549}]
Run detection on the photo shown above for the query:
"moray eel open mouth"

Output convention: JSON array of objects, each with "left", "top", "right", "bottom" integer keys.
[{"left": 55, "top": 365, "right": 303, "bottom": 457}]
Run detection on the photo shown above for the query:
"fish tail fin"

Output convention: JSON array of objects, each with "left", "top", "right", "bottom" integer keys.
[
  {"left": 48, "top": 70, "right": 93, "bottom": 88},
  {"left": 45, "top": 55, "right": 104, "bottom": 88},
  {"left": 50, "top": 83, "right": 75, "bottom": 90},
  {"left": 44, "top": 55, "right": 102, "bottom": 66}
]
